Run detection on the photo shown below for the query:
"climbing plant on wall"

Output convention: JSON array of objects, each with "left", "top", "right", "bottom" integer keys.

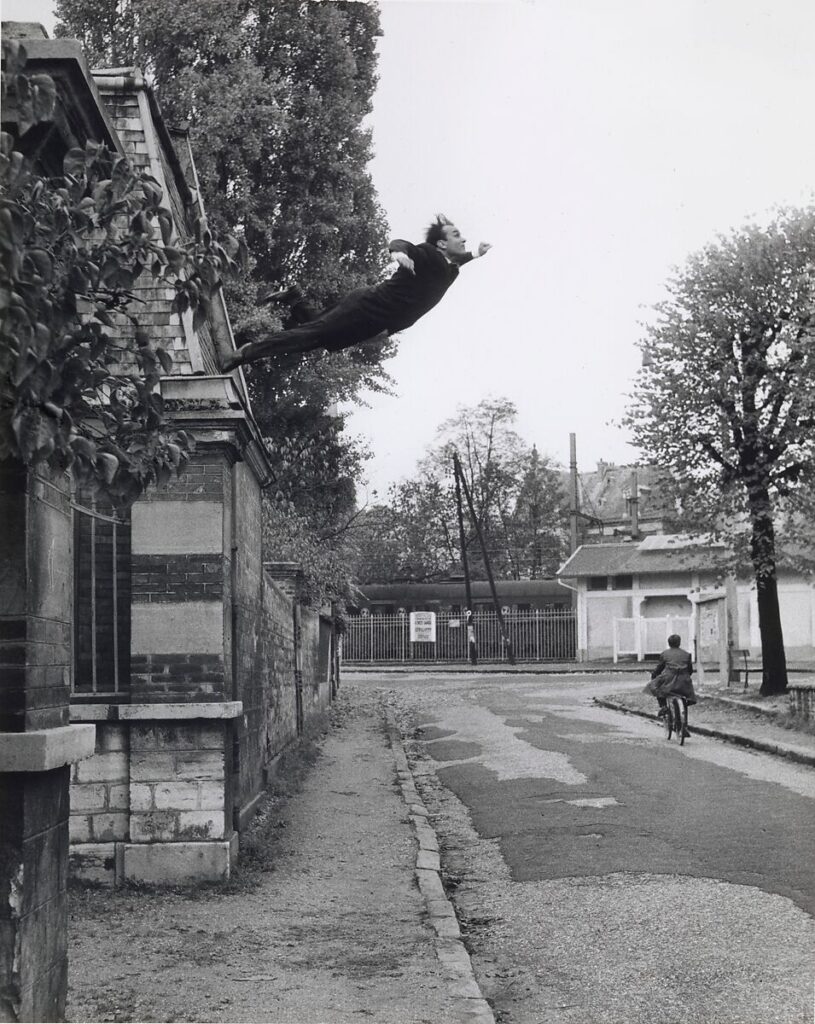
[{"left": 1, "top": 40, "right": 242, "bottom": 505}]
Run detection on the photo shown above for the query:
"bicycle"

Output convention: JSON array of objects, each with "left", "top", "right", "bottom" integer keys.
[{"left": 662, "top": 695, "right": 689, "bottom": 746}]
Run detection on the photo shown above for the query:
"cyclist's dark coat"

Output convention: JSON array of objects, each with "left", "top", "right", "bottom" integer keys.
[{"left": 645, "top": 646, "right": 697, "bottom": 704}]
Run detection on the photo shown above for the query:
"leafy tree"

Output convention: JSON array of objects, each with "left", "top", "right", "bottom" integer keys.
[
  {"left": 505, "top": 446, "right": 568, "bottom": 579},
  {"left": 55, "top": 0, "right": 395, "bottom": 596},
  {"left": 351, "top": 476, "right": 459, "bottom": 585},
  {"left": 350, "top": 398, "right": 567, "bottom": 584},
  {"left": 626, "top": 208, "right": 815, "bottom": 695},
  {"left": 1, "top": 41, "right": 240, "bottom": 505},
  {"left": 261, "top": 412, "right": 369, "bottom": 605}
]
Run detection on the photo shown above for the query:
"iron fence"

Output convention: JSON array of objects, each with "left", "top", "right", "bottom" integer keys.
[{"left": 342, "top": 609, "right": 576, "bottom": 664}]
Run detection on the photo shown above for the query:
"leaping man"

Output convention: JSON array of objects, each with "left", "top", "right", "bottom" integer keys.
[{"left": 222, "top": 214, "right": 491, "bottom": 370}]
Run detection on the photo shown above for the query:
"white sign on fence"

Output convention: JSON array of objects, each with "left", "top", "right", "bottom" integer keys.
[{"left": 409, "top": 611, "right": 437, "bottom": 643}]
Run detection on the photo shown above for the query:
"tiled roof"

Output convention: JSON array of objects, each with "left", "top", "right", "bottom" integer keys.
[{"left": 558, "top": 537, "right": 730, "bottom": 577}]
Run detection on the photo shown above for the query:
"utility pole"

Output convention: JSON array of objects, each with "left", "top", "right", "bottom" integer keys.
[
  {"left": 453, "top": 454, "right": 477, "bottom": 665},
  {"left": 455, "top": 455, "right": 516, "bottom": 666},
  {"left": 569, "top": 432, "right": 580, "bottom": 554}
]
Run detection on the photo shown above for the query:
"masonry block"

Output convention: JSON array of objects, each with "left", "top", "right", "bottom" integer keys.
[
  {"left": 174, "top": 751, "right": 224, "bottom": 781},
  {"left": 131, "top": 500, "right": 222, "bottom": 555},
  {"left": 75, "top": 751, "right": 128, "bottom": 783},
  {"left": 130, "top": 752, "right": 177, "bottom": 782},
  {"left": 90, "top": 813, "right": 128, "bottom": 842},
  {"left": 177, "top": 810, "right": 224, "bottom": 840},
  {"left": 129, "top": 783, "right": 153, "bottom": 812},
  {"left": 197, "top": 781, "right": 225, "bottom": 811},
  {"left": 68, "top": 843, "right": 117, "bottom": 885},
  {"left": 122, "top": 840, "right": 234, "bottom": 884},
  {"left": 96, "top": 724, "right": 129, "bottom": 752},
  {"left": 130, "top": 810, "right": 177, "bottom": 843},
  {"left": 154, "top": 781, "right": 200, "bottom": 811},
  {"left": 107, "top": 783, "right": 129, "bottom": 810},
  {"left": 70, "top": 783, "right": 107, "bottom": 812},
  {"left": 69, "top": 815, "right": 92, "bottom": 844}
]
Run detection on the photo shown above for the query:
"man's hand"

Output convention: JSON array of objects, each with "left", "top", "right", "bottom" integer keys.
[
  {"left": 477, "top": 242, "right": 492, "bottom": 257},
  {"left": 393, "top": 251, "right": 415, "bottom": 274}
]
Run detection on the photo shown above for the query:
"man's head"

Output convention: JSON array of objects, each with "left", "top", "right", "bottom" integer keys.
[
  {"left": 667, "top": 634, "right": 681, "bottom": 648},
  {"left": 426, "top": 214, "right": 467, "bottom": 259}
]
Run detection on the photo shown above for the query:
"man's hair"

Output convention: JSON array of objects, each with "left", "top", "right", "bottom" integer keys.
[
  {"left": 667, "top": 634, "right": 681, "bottom": 648},
  {"left": 425, "top": 213, "right": 454, "bottom": 247}
]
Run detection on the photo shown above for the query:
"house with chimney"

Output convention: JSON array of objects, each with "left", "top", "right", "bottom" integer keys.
[{"left": 558, "top": 459, "right": 815, "bottom": 663}]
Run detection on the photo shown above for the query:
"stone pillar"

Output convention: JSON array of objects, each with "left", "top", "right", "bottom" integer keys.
[
  {"left": 0, "top": 461, "right": 94, "bottom": 1022},
  {"left": 118, "top": 377, "right": 267, "bottom": 884}
]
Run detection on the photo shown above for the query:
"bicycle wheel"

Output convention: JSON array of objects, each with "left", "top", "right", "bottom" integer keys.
[
  {"left": 663, "top": 702, "right": 673, "bottom": 740},
  {"left": 676, "top": 698, "right": 688, "bottom": 746}
]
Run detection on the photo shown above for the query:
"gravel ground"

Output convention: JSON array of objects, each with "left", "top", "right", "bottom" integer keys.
[
  {"left": 67, "top": 688, "right": 464, "bottom": 1024},
  {"left": 375, "top": 674, "right": 815, "bottom": 1024}
]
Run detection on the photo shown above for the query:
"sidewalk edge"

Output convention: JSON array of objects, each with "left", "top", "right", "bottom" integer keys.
[
  {"left": 594, "top": 698, "right": 815, "bottom": 768},
  {"left": 383, "top": 708, "right": 496, "bottom": 1024}
]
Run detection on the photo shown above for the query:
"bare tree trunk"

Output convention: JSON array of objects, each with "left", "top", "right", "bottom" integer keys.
[
  {"left": 748, "top": 485, "right": 788, "bottom": 695},
  {"left": 755, "top": 572, "right": 788, "bottom": 695}
]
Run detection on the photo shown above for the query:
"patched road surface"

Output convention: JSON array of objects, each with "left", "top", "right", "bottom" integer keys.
[{"left": 357, "top": 671, "right": 815, "bottom": 1024}]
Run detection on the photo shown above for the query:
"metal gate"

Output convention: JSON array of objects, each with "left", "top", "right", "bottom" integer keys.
[
  {"left": 613, "top": 615, "right": 692, "bottom": 662},
  {"left": 342, "top": 609, "right": 576, "bottom": 664}
]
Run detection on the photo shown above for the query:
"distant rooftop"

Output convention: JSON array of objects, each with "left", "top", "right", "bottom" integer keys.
[{"left": 558, "top": 535, "right": 731, "bottom": 577}]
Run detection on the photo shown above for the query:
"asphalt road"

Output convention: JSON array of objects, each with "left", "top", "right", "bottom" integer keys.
[{"left": 358, "top": 671, "right": 815, "bottom": 1024}]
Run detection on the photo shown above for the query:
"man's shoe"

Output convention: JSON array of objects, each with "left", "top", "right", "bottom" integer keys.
[
  {"left": 221, "top": 350, "right": 244, "bottom": 372},
  {"left": 682, "top": 727, "right": 691, "bottom": 738},
  {"left": 259, "top": 284, "right": 302, "bottom": 306},
  {"left": 657, "top": 707, "right": 668, "bottom": 718}
]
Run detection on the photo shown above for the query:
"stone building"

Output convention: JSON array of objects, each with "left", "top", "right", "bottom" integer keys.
[{"left": 1, "top": 25, "right": 337, "bottom": 1020}]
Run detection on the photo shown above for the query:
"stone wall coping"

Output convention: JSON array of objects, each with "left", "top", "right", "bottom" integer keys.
[
  {"left": 70, "top": 701, "right": 243, "bottom": 722},
  {"left": 0, "top": 724, "right": 96, "bottom": 772}
]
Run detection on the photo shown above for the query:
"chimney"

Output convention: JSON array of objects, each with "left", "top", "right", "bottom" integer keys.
[
  {"left": 629, "top": 468, "right": 640, "bottom": 539},
  {"left": 569, "top": 433, "right": 580, "bottom": 553}
]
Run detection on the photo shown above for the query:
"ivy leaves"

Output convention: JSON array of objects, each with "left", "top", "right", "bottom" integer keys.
[{"left": 1, "top": 96, "right": 240, "bottom": 505}]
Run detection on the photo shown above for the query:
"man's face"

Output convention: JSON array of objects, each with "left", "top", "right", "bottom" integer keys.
[{"left": 439, "top": 224, "right": 467, "bottom": 258}]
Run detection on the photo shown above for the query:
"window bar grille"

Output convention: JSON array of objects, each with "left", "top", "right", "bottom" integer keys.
[
  {"left": 90, "top": 513, "right": 97, "bottom": 692},
  {"left": 112, "top": 518, "right": 119, "bottom": 692},
  {"left": 71, "top": 501, "right": 124, "bottom": 696}
]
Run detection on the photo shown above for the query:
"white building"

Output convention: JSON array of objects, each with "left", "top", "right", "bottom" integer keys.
[{"left": 558, "top": 533, "right": 815, "bottom": 663}]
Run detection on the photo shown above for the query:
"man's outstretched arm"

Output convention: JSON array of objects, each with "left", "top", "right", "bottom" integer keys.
[
  {"left": 388, "top": 238, "right": 418, "bottom": 274},
  {"left": 453, "top": 242, "right": 492, "bottom": 267}
]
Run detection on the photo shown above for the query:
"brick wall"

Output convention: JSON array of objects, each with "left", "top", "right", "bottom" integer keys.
[
  {"left": 132, "top": 554, "right": 224, "bottom": 601},
  {"left": 69, "top": 436, "right": 334, "bottom": 882},
  {"left": 129, "top": 452, "right": 228, "bottom": 704},
  {"left": 93, "top": 73, "right": 197, "bottom": 376}
]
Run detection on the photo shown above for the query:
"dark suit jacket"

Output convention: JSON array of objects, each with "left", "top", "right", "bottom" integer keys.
[{"left": 360, "top": 240, "right": 474, "bottom": 332}]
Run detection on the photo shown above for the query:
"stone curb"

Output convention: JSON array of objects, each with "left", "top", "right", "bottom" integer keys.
[
  {"left": 594, "top": 698, "right": 815, "bottom": 768},
  {"left": 384, "top": 709, "right": 496, "bottom": 1024}
]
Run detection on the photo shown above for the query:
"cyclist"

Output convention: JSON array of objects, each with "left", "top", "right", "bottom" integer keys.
[{"left": 645, "top": 634, "right": 696, "bottom": 737}]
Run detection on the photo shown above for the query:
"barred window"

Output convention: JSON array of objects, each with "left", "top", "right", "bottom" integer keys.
[{"left": 73, "top": 501, "right": 131, "bottom": 699}]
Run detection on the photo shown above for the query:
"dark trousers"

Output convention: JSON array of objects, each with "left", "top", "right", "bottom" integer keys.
[{"left": 238, "top": 287, "right": 389, "bottom": 364}]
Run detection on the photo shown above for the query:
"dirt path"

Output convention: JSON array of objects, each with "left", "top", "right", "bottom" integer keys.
[{"left": 67, "top": 689, "right": 463, "bottom": 1024}]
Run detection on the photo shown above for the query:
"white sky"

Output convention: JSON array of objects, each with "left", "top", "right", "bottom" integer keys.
[{"left": 6, "top": 0, "right": 815, "bottom": 496}]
